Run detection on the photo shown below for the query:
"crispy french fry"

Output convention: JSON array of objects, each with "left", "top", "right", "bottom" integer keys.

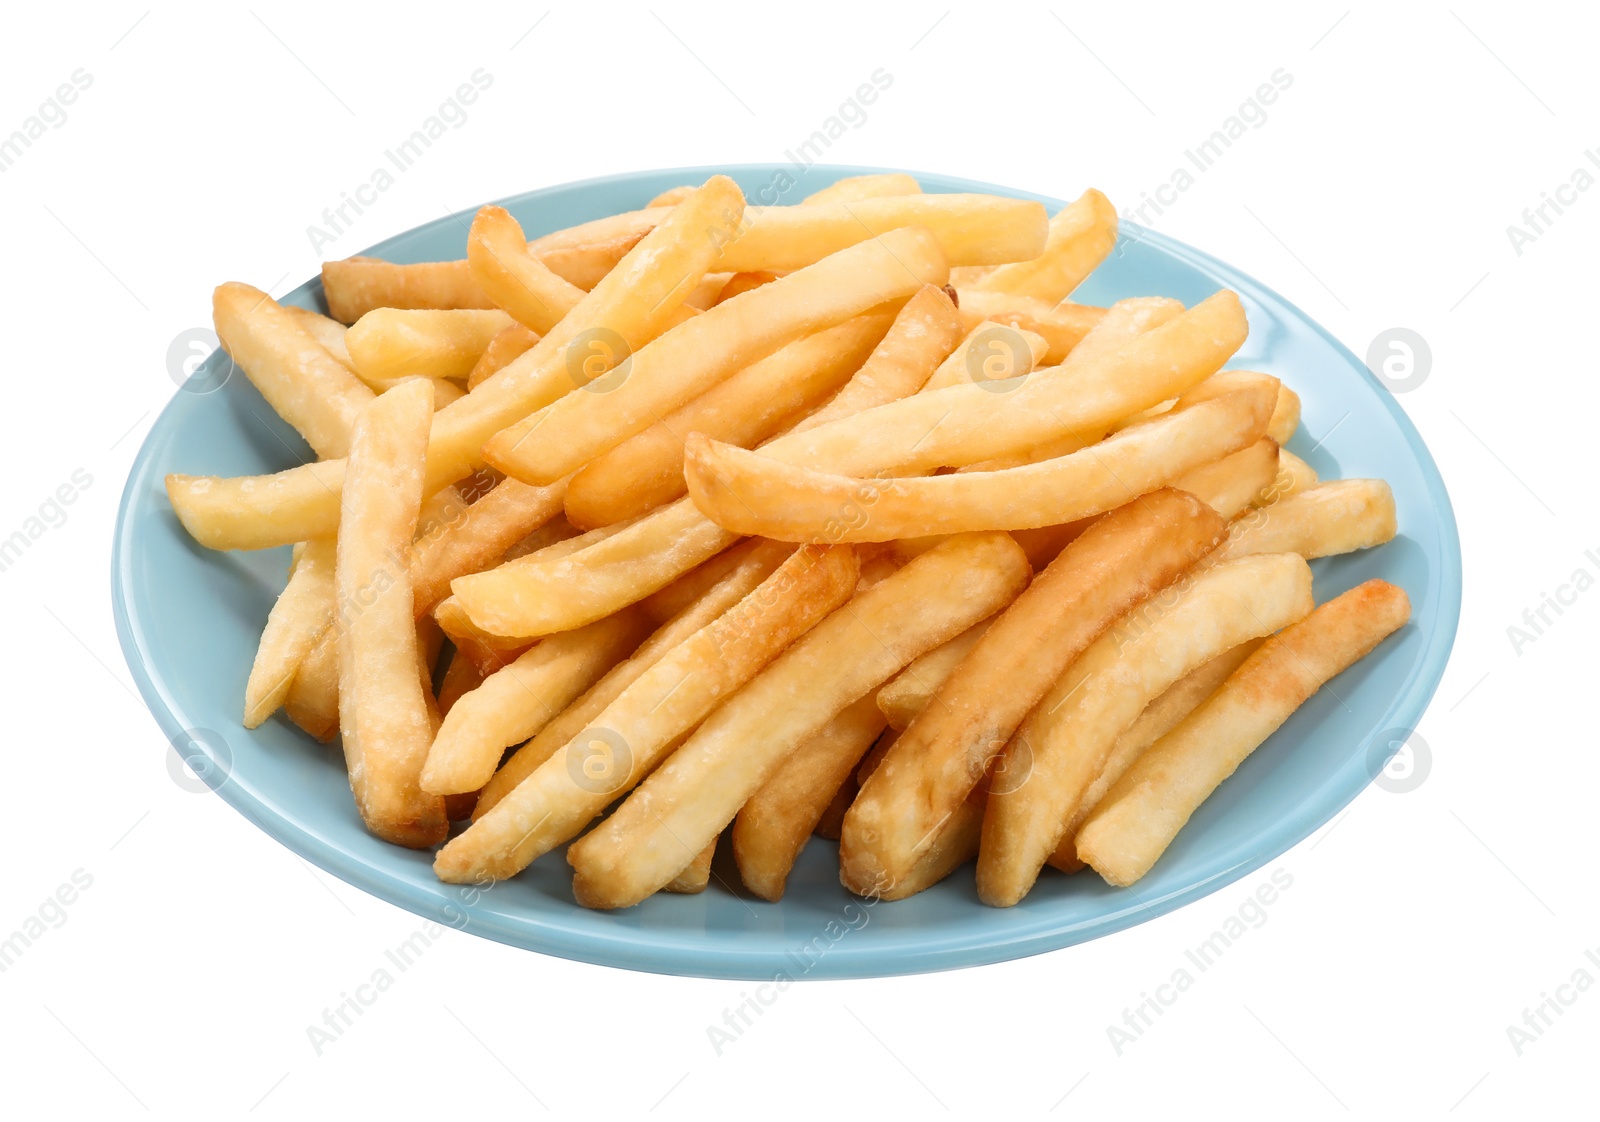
[
  {"left": 283, "top": 305, "right": 356, "bottom": 368},
  {"left": 970, "top": 188, "right": 1117, "bottom": 302},
  {"left": 168, "top": 178, "right": 744, "bottom": 551},
  {"left": 802, "top": 173, "right": 922, "bottom": 205},
  {"left": 467, "top": 323, "right": 541, "bottom": 390},
  {"left": 562, "top": 313, "right": 893, "bottom": 529},
  {"left": 245, "top": 538, "right": 336, "bottom": 727},
  {"left": 1076, "top": 580, "right": 1411, "bottom": 885},
  {"left": 214, "top": 282, "right": 375, "bottom": 458},
  {"left": 1172, "top": 437, "right": 1281, "bottom": 516},
  {"left": 839, "top": 489, "right": 1226, "bottom": 895},
  {"left": 712, "top": 195, "right": 1047, "bottom": 271},
  {"left": 683, "top": 272, "right": 732, "bottom": 309},
  {"left": 1263, "top": 447, "right": 1318, "bottom": 503},
  {"left": 472, "top": 540, "right": 791, "bottom": 818},
  {"left": 733, "top": 694, "right": 887, "bottom": 901},
  {"left": 419, "top": 608, "right": 649, "bottom": 795},
  {"left": 1211, "top": 479, "right": 1397, "bottom": 564},
  {"left": 525, "top": 207, "right": 671, "bottom": 289},
  {"left": 683, "top": 383, "right": 1275, "bottom": 542},
  {"left": 434, "top": 545, "right": 859, "bottom": 883},
  {"left": 648, "top": 185, "right": 696, "bottom": 207},
  {"left": 467, "top": 206, "right": 587, "bottom": 333},
  {"left": 714, "top": 271, "right": 779, "bottom": 303},
  {"left": 977, "top": 552, "right": 1315, "bottom": 906},
  {"left": 1269, "top": 385, "right": 1301, "bottom": 444},
  {"left": 436, "top": 646, "right": 484, "bottom": 716},
  {"left": 875, "top": 616, "right": 997, "bottom": 731},
  {"left": 814, "top": 771, "right": 856, "bottom": 840},
  {"left": 322, "top": 257, "right": 495, "bottom": 322},
  {"left": 451, "top": 288, "right": 960, "bottom": 638},
  {"left": 411, "top": 478, "right": 567, "bottom": 615},
  {"left": 920, "top": 320, "right": 1048, "bottom": 391},
  {"left": 284, "top": 623, "right": 340, "bottom": 741},
  {"left": 345, "top": 308, "right": 516, "bottom": 386},
  {"left": 568, "top": 531, "right": 1031, "bottom": 909},
  {"left": 955, "top": 291, "right": 1106, "bottom": 364},
  {"left": 334, "top": 379, "right": 447, "bottom": 847},
  {"left": 483, "top": 225, "right": 951, "bottom": 484},
  {"left": 663, "top": 837, "right": 717, "bottom": 893},
  {"left": 1046, "top": 637, "right": 1264, "bottom": 873}
]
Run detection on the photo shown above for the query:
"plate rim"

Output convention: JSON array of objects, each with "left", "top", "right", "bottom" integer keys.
[{"left": 111, "top": 162, "right": 1462, "bottom": 980}]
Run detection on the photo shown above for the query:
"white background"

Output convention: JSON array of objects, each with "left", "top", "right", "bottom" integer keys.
[{"left": 1, "top": 2, "right": 1593, "bottom": 1117}]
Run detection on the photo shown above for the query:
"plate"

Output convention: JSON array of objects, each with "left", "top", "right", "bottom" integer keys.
[{"left": 112, "top": 165, "right": 1461, "bottom": 980}]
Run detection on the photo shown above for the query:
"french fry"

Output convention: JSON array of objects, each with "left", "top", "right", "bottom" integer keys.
[
  {"left": 434, "top": 545, "right": 859, "bottom": 883},
  {"left": 875, "top": 616, "right": 997, "bottom": 731},
  {"left": 683, "top": 383, "right": 1276, "bottom": 542},
  {"left": 284, "top": 623, "right": 340, "bottom": 742},
  {"left": 714, "top": 271, "right": 779, "bottom": 303},
  {"left": 283, "top": 305, "right": 356, "bottom": 368},
  {"left": 839, "top": 489, "right": 1226, "bottom": 895},
  {"left": 1265, "top": 447, "right": 1319, "bottom": 503},
  {"left": 814, "top": 771, "right": 856, "bottom": 840},
  {"left": 1172, "top": 437, "right": 1281, "bottom": 515},
  {"left": 634, "top": 539, "right": 773, "bottom": 623},
  {"left": 733, "top": 694, "right": 887, "bottom": 901},
  {"left": 1210, "top": 479, "right": 1398, "bottom": 564},
  {"left": 451, "top": 287, "right": 960, "bottom": 637},
  {"left": 466, "top": 206, "right": 587, "bottom": 333},
  {"left": 1046, "top": 637, "right": 1264, "bottom": 873},
  {"left": 954, "top": 290, "right": 1106, "bottom": 363},
  {"left": 483, "top": 225, "right": 952, "bottom": 485},
  {"left": 663, "top": 837, "right": 717, "bottom": 893},
  {"left": 333, "top": 379, "right": 447, "bottom": 847},
  {"left": 1269, "top": 385, "right": 1301, "bottom": 444},
  {"left": 684, "top": 272, "right": 733, "bottom": 310},
  {"left": 920, "top": 320, "right": 1048, "bottom": 392},
  {"left": 568, "top": 531, "right": 1031, "bottom": 909},
  {"left": 524, "top": 206, "right": 671, "bottom": 289},
  {"left": 214, "top": 282, "right": 375, "bottom": 458},
  {"left": 322, "top": 257, "right": 495, "bottom": 322},
  {"left": 562, "top": 313, "right": 893, "bottom": 529},
  {"left": 977, "top": 552, "right": 1315, "bottom": 906},
  {"left": 345, "top": 308, "right": 516, "bottom": 386},
  {"left": 467, "top": 323, "right": 541, "bottom": 390},
  {"left": 648, "top": 185, "right": 696, "bottom": 207},
  {"left": 168, "top": 177, "right": 745, "bottom": 551},
  {"left": 436, "top": 646, "right": 485, "bottom": 716},
  {"left": 969, "top": 188, "right": 1118, "bottom": 302},
  {"left": 419, "top": 608, "right": 650, "bottom": 795},
  {"left": 1076, "top": 580, "right": 1411, "bottom": 885},
  {"left": 245, "top": 538, "right": 336, "bottom": 727},
  {"left": 801, "top": 172, "right": 922, "bottom": 205},
  {"left": 712, "top": 195, "right": 1048, "bottom": 272},
  {"left": 411, "top": 477, "right": 567, "bottom": 615},
  {"left": 472, "top": 540, "right": 792, "bottom": 817}
]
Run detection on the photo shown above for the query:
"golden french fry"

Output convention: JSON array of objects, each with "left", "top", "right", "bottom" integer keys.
[
  {"left": 411, "top": 477, "right": 567, "bottom": 615},
  {"left": 483, "top": 225, "right": 951, "bottom": 485},
  {"left": 839, "top": 489, "right": 1226, "bottom": 895},
  {"left": 1269, "top": 385, "right": 1301, "bottom": 444},
  {"left": 1262, "top": 447, "right": 1319, "bottom": 503},
  {"left": 683, "top": 383, "right": 1275, "bottom": 542},
  {"left": 1211, "top": 479, "right": 1397, "bottom": 564},
  {"left": 283, "top": 305, "right": 356, "bottom": 368},
  {"left": 419, "top": 608, "right": 649, "bottom": 795},
  {"left": 245, "top": 538, "right": 336, "bottom": 727},
  {"left": 801, "top": 173, "right": 922, "bottom": 205},
  {"left": 472, "top": 541, "right": 791, "bottom": 818},
  {"left": 648, "top": 185, "right": 696, "bottom": 207},
  {"left": 434, "top": 545, "right": 859, "bottom": 883},
  {"left": 1172, "top": 437, "right": 1281, "bottom": 516},
  {"left": 562, "top": 313, "right": 893, "bottom": 529},
  {"left": 568, "top": 531, "right": 1031, "bottom": 909},
  {"left": 733, "top": 694, "right": 887, "bottom": 901},
  {"left": 284, "top": 623, "right": 340, "bottom": 742},
  {"left": 920, "top": 320, "right": 1048, "bottom": 392},
  {"left": 436, "top": 646, "right": 485, "bottom": 717},
  {"left": 467, "top": 323, "right": 541, "bottom": 390},
  {"left": 954, "top": 291, "right": 1106, "bottom": 364},
  {"left": 814, "top": 770, "right": 856, "bottom": 840},
  {"left": 977, "top": 552, "right": 1315, "bottom": 906},
  {"left": 970, "top": 188, "right": 1117, "bottom": 302},
  {"left": 345, "top": 308, "right": 516, "bottom": 387},
  {"left": 334, "top": 379, "right": 447, "bottom": 847},
  {"left": 1077, "top": 580, "right": 1411, "bottom": 885},
  {"left": 214, "top": 282, "right": 375, "bottom": 458},
  {"left": 322, "top": 257, "right": 495, "bottom": 322},
  {"left": 875, "top": 616, "right": 997, "bottom": 731},
  {"left": 526, "top": 207, "right": 671, "bottom": 290},
  {"left": 451, "top": 287, "right": 960, "bottom": 638},
  {"left": 683, "top": 272, "right": 732, "bottom": 310},
  {"left": 663, "top": 837, "right": 717, "bottom": 893},
  {"left": 467, "top": 206, "right": 587, "bottom": 333},
  {"left": 714, "top": 271, "right": 779, "bottom": 304},
  {"left": 712, "top": 195, "right": 1047, "bottom": 272},
  {"left": 167, "top": 177, "right": 744, "bottom": 551},
  {"left": 1046, "top": 637, "right": 1264, "bottom": 873}
]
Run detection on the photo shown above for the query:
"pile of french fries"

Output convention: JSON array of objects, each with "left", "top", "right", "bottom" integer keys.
[{"left": 168, "top": 172, "right": 1409, "bottom": 909}]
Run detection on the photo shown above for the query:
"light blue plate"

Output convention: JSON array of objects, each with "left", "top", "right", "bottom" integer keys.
[{"left": 112, "top": 165, "right": 1460, "bottom": 980}]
